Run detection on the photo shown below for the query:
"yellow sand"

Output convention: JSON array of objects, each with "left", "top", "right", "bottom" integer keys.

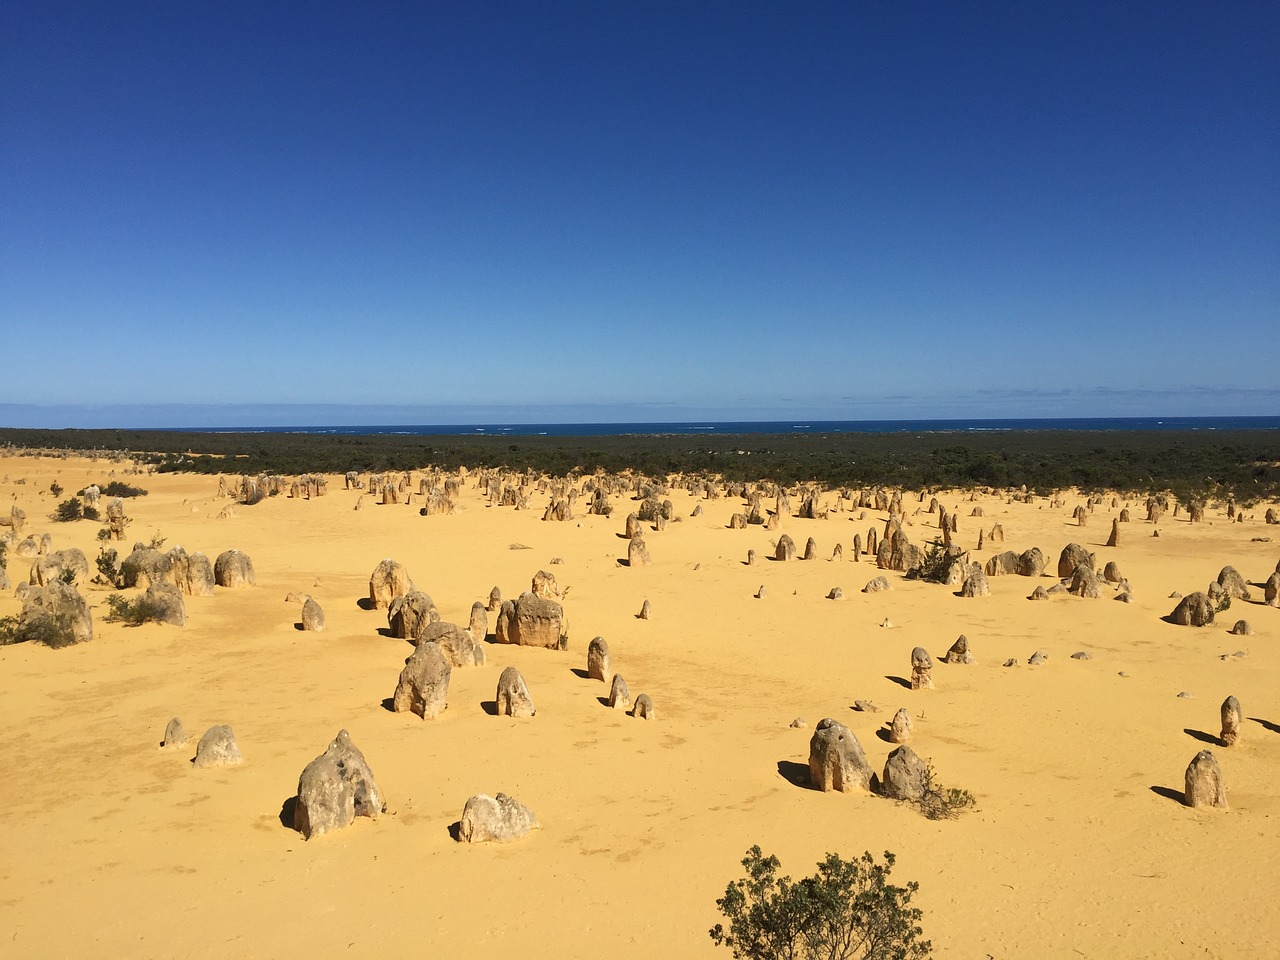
[{"left": 1, "top": 455, "right": 1277, "bottom": 959}]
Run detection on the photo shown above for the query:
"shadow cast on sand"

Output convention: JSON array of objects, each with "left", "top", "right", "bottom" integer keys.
[
  {"left": 447, "top": 821, "right": 462, "bottom": 842},
  {"left": 1149, "top": 785, "right": 1185, "bottom": 805},
  {"left": 616, "top": 559, "right": 631, "bottom": 568},
  {"left": 479, "top": 700, "right": 498, "bottom": 716},
  {"left": 380, "top": 697, "right": 396, "bottom": 713},
  {"left": 776, "top": 760, "right": 810, "bottom": 789},
  {"left": 875, "top": 728, "right": 893, "bottom": 743},
  {"left": 570, "top": 667, "right": 591, "bottom": 680},
  {"left": 1183, "top": 728, "right": 1220, "bottom": 746},
  {"left": 356, "top": 598, "right": 376, "bottom": 611},
  {"left": 596, "top": 696, "right": 612, "bottom": 708},
  {"left": 1249, "top": 717, "right": 1280, "bottom": 735},
  {"left": 278, "top": 796, "right": 297, "bottom": 829},
  {"left": 885, "top": 675, "right": 912, "bottom": 690}
]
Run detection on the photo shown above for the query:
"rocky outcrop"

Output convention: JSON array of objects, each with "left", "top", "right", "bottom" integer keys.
[
  {"left": 388, "top": 590, "right": 440, "bottom": 640},
  {"left": 392, "top": 642, "right": 451, "bottom": 719},
  {"left": 368, "top": 558, "right": 412, "bottom": 609},
  {"left": 193, "top": 725, "right": 242, "bottom": 768},
  {"left": 495, "top": 593, "right": 566, "bottom": 649},
  {"left": 496, "top": 666, "right": 535, "bottom": 717},
  {"left": 458, "top": 793, "right": 540, "bottom": 843},
  {"left": 807, "top": 718, "right": 872, "bottom": 792},
  {"left": 214, "top": 549, "right": 256, "bottom": 588},
  {"left": 293, "top": 729, "right": 383, "bottom": 840},
  {"left": 301, "top": 596, "right": 325, "bottom": 631},
  {"left": 1167, "top": 592, "right": 1214, "bottom": 627},
  {"left": 878, "top": 745, "right": 927, "bottom": 801},
  {"left": 1184, "top": 750, "right": 1227, "bottom": 809}
]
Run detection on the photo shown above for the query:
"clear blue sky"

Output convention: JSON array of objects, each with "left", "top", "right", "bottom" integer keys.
[{"left": 2, "top": 2, "right": 1277, "bottom": 427}]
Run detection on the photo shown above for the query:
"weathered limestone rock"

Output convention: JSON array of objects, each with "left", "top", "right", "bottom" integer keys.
[
  {"left": 1265, "top": 571, "right": 1280, "bottom": 607},
  {"left": 1168, "top": 592, "right": 1214, "bottom": 627},
  {"left": 496, "top": 593, "right": 566, "bottom": 649},
  {"left": 910, "top": 647, "right": 934, "bottom": 690},
  {"left": 627, "top": 536, "right": 652, "bottom": 567},
  {"left": 862, "top": 575, "right": 891, "bottom": 593},
  {"left": 487, "top": 585, "right": 503, "bottom": 612},
  {"left": 1220, "top": 696, "right": 1242, "bottom": 747},
  {"left": 531, "top": 569, "right": 561, "bottom": 599},
  {"left": 802, "top": 537, "right": 818, "bottom": 560},
  {"left": 807, "top": 718, "right": 872, "bottom": 792},
  {"left": 468, "top": 601, "right": 488, "bottom": 642},
  {"left": 387, "top": 590, "right": 440, "bottom": 640},
  {"left": 775, "top": 534, "right": 796, "bottom": 561},
  {"left": 888, "top": 707, "right": 913, "bottom": 744},
  {"left": 301, "top": 596, "right": 325, "bottom": 631},
  {"left": 943, "top": 634, "right": 975, "bottom": 664},
  {"left": 144, "top": 581, "right": 186, "bottom": 626},
  {"left": 416, "top": 621, "right": 485, "bottom": 667},
  {"left": 1183, "top": 750, "right": 1227, "bottom": 808},
  {"left": 214, "top": 549, "right": 256, "bottom": 588},
  {"left": 496, "top": 666, "right": 535, "bottom": 717},
  {"left": 293, "top": 729, "right": 383, "bottom": 840},
  {"left": 31, "top": 548, "right": 89, "bottom": 588},
  {"left": 1102, "top": 561, "right": 1123, "bottom": 584},
  {"left": 631, "top": 694, "right": 655, "bottom": 719},
  {"left": 1028, "top": 650, "right": 1049, "bottom": 665},
  {"left": 458, "top": 793, "right": 540, "bottom": 843},
  {"left": 368, "top": 558, "right": 411, "bottom": 609},
  {"left": 1229, "top": 619, "right": 1252, "bottom": 636},
  {"left": 392, "top": 642, "right": 451, "bottom": 719},
  {"left": 638, "top": 599, "right": 652, "bottom": 620},
  {"left": 118, "top": 546, "right": 173, "bottom": 590},
  {"left": 193, "top": 725, "right": 242, "bottom": 768},
  {"left": 1057, "top": 543, "right": 1095, "bottom": 579},
  {"left": 162, "top": 717, "right": 188, "bottom": 748},
  {"left": 1069, "top": 564, "right": 1104, "bottom": 599},
  {"left": 16, "top": 580, "right": 93, "bottom": 647},
  {"left": 587, "top": 636, "right": 610, "bottom": 682},
  {"left": 1106, "top": 519, "right": 1120, "bottom": 547},
  {"left": 879, "top": 745, "right": 927, "bottom": 801},
  {"left": 985, "top": 550, "right": 1020, "bottom": 576},
  {"left": 608, "top": 674, "right": 631, "bottom": 710},
  {"left": 827, "top": 587, "right": 844, "bottom": 600},
  {"left": 960, "top": 570, "right": 990, "bottom": 597},
  {"left": 1216, "top": 566, "right": 1250, "bottom": 601}
]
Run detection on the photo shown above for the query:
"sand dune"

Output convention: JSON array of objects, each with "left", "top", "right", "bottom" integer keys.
[{"left": 1, "top": 456, "right": 1277, "bottom": 959}]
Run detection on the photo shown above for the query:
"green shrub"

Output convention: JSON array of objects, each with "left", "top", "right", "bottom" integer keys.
[
  {"left": 104, "top": 593, "right": 170, "bottom": 626},
  {"left": 916, "top": 764, "right": 977, "bottom": 821},
  {"left": 49, "top": 481, "right": 63, "bottom": 496},
  {"left": 710, "top": 846, "right": 931, "bottom": 960},
  {"left": 101, "top": 481, "right": 148, "bottom": 497},
  {"left": 53, "top": 497, "right": 83, "bottom": 522},
  {"left": 82, "top": 504, "right": 101, "bottom": 522},
  {"left": 0, "top": 611, "right": 76, "bottom": 648},
  {"left": 93, "top": 548, "right": 123, "bottom": 588}
]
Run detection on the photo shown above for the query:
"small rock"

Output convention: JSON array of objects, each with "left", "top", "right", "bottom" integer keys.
[
  {"left": 1003, "top": 658, "right": 1018, "bottom": 667},
  {"left": 193, "top": 724, "right": 242, "bottom": 768},
  {"left": 1069, "top": 651, "right": 1092, "bottom": 660},
  {"left": 631, "top": 694, "right": 655, "bottom": 720},
  {"left": 458, "top": 793, "right": 540, "bottom": 843},
  {"left": 852, "top": 700, "right": 879, "bottom": 713},
  {"left": 1177, "top": 691, "right": 1194, "bottom": 699},
  {"left": 880, "top": 618, "right": 893, "bottom": 628},
  {"left": 790, "top": 717, "right": 806, "bottom": 729},
  {"left": 162, "top": 717, "right": 188, "bottom": 749},
  {"left": 1028, "top": 650, "right": 1049, "bottom": 665},
  {"left": 827, "top": 587, "right": 844, "bottom": 600},
  {"left": 755, "top": 585, "right": 767, "bottom": 599}
]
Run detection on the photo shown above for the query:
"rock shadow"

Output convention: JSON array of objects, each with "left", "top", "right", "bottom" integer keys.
[
  {"left": 776, "top": 760, "right": 810, "bottom": 788},
  {"left": 479, "top": 700, "right": 498, "bottom": 716},
  {"left": 356, "top": 598, "right": 376, "bottom": 611},
  {"left": 1149, "top": 785, "right": 1185, "bottom": 805},
  {"left": 1183, "top": 728, "right": 1220, "bottom": 746},
  {"left": 447, "top": 821, "right": 462, "bottom": 842},
  {"left": 1249, "top": 717, "right": 1280, "bottom": 735},
  {"left": 596, "top": 696, "right": 612, "bottom": 708},
  {"left": 570, "top": 667, "right": 591, "bottom": 680},
  {"left": 380, "top": 697, "right": 396, "bottom": 713},
  {"left": 293, "top": 622, "right": 304, "bottom": 631},
  {"left": 616, "top": 558, "right": 631, "bottom": 568},
  {"left": 874, "top": 728, "right": 894, "bottom": 743},
  {"left": 885, "top": 675, "right": 912, "bottom": 690},
  {"left": 278, "top": 796, "right": 297, "bottom": 829}
]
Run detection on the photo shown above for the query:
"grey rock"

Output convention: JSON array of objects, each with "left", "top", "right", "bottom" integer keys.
[
  {"left": 392, "top": 641, "right": 451, "bottom": 719},
  {"left": 458, "top": 792, "right": 540, "bottom": 843},
  {"left": 214, "top": 549, "right": 256, "bottom": 588},
  {"left": 193, "top": 724, "right": 242, "bottom": 768},
  {"left": 808, "top": 718, "right": 872, "bottom": 792},
  {"left": 293, "top": 729, "right": 383, "bottom": 839},
  {"left": 1184, "top": 750, "right": 1227, "bottom": 809},
  {"left": 496, "top": 666, "right": 535, "bottom": 717},
  {"left": 879, "top": 745, "right": 927, "bottom": 801}
]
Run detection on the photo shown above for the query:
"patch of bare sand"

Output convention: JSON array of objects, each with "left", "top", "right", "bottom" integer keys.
[{"left": 0, "top": 458, "right": 1277, "bottom": 958}]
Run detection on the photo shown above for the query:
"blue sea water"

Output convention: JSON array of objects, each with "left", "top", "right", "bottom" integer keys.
[{"left": 177, "top": 416, "right": 1280, "bottom": 437}]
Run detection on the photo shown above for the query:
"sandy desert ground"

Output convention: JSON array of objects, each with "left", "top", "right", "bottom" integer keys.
[{"left": 1, "top": 453, "right": 1277, "bottom": 960}]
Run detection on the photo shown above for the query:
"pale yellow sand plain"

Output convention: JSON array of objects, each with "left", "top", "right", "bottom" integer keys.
[{"left": 1, "top": 455, "right": 1277, "bottom": 960}]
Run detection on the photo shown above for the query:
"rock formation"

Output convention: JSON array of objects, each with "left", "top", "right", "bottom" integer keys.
[
  {"left": 496, "top": 666, "right": 535, "bottom": 717},
  {"left": 214, "top": 549, "right": 256, "bottom": 588},
  {"left": 807, "top": 718, "right": 872, "bottom": 792},
  {"left": 392, "top": 642, "right": 451, "bottom": 719},
  {"left": 193, "top": 725, "right": 242, "bottom": 768},
  {"left": 1183, "top": 750, "right": 1227, "bottom": 809},
  {"left": 293, "top": 729, "right": 383, "bottom": 840},
  {"left": 879, "top": 745, "right": 927, "bottom": 801},
  {"left": 458, "top": 793, "right": 540, "bottom": 843},
  {"left": 587, "top": 636, "right": 610, "bottom": 682},
  {"left": 910, "top": 647, "right": 934, "bottom": 690}
]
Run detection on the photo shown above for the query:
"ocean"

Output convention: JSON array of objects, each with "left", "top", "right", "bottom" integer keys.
[{"left": 179, "top": 416, "right": 1280, "bottom": 437}]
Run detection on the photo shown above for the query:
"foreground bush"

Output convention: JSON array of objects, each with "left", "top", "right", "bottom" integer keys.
[{"left": 711, "top": 846, "right": 930, "bottom": 960}]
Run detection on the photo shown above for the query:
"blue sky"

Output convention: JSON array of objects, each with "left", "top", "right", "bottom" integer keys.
[{"left": 2, "top": 2, "right": 1277, "bottom": 427}]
